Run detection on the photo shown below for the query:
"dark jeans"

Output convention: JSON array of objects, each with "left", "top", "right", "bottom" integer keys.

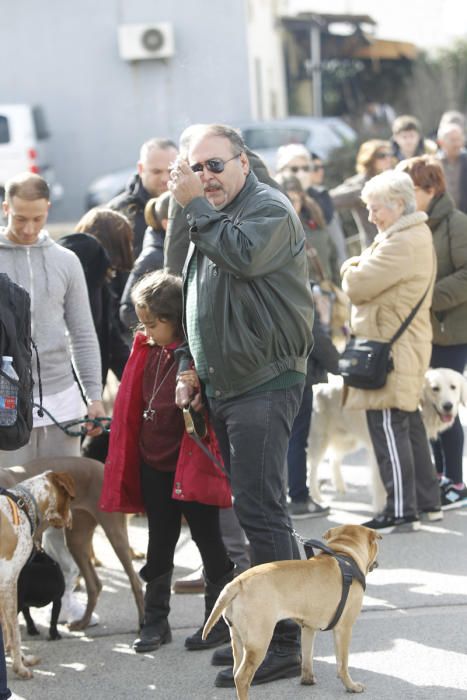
[
  {"left": 140, "top": 464, "right": 231, "bottom": 583},
  {"left": 0, "top": 625, "right": 11, "bottom": 700},
  {"left": 431, "top": 344, "right": 467, "bottom": 483},
  {"left": 208, "top": 384, "right": 303, "bottom": 567},
  {"left": 209, "top": 384, "right": 304, "bottom": 653},
  {"left": 287, "top": 385, "right": 313, "bottom": 503}
]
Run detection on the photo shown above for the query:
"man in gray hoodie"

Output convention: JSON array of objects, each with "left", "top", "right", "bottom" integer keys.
[{"left": 0, "top": 172, "right": 105, "bottom": 624}]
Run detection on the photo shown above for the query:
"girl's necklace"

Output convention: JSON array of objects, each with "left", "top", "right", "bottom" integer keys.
[{"left": 143, "top": 349, "right": 176, "bottom": 421}]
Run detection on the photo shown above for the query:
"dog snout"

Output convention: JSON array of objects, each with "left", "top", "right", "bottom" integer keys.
[
  {"left": 442, "top": 402, "right": 453, "bottom": 413},
  {"left": 369, "top": 560, "right": 379, "bottom": 572}
]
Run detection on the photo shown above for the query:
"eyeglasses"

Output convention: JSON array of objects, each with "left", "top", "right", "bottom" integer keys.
[
  {"left": 289, "top": 165, "right": 310, "bottom": 173},
  {"left": 375, "top": 152, "right": 392, "bottom": 159},
  {"left": 190, "top": 153, "right": 241, "bottom": 174}
]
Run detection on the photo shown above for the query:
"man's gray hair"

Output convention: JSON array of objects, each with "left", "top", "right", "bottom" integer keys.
[
  {"left": 178, "top": 123, "right": 245, "bottom": 157},
  {"left": 139, "top": 137, "right": 177, "bottom": 162},
  {"left": 437, "top": 122, "right": 464, "bottom": 142},
  {"left": 361, "top": 170, "right": 416, "bottom": 215}
]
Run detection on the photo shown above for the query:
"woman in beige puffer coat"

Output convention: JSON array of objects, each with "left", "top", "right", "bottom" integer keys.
[{"left": 341, "top": 170, "right": 441, "bottom": 533}]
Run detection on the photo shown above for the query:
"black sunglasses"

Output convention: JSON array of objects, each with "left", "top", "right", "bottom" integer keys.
[
  {"left": 190, "top": 153, "right": 241, "bottom": 174},
  {"left": 289, "top": 165, "right": 310, "bottom": 173}
]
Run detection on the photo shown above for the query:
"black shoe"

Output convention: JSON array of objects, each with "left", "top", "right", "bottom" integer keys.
[
  {"left": 211, "top": 644, "right": 233, "bottom": 666},
  {"left": 133, "top": 620, "right": 172, "bottom": 653},
  {"left": 185, "top": 617, "right": 230, "bottom": 650},
  {"left": 362, "top": 514, "right": 420, "bottom": 534},
  {"left": 214, "top": 650, "right": 301, "bottom": 687}
]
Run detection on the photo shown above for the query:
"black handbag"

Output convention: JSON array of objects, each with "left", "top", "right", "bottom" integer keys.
[{"left": 339, "top": 284, "right": 431, "bottom": 390}]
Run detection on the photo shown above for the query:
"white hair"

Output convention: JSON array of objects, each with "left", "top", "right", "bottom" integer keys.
[
  {"left": 361, "top": 170, "right": 416, "bottom": 214},
  {"left": 275, "top": 144, "right": 311, "bottom": 172},
  {"left": 437, "top": 122, "right": 464, "bottom": 142}
]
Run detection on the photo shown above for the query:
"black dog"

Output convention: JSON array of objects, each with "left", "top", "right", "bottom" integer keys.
[{"left": 17, "top": 549, "right": 65, "bottom": 640}]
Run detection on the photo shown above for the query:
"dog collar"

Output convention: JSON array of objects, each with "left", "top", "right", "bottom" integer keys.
[{"left": 0, "top": 485, "right": 41, "bottom": 536}]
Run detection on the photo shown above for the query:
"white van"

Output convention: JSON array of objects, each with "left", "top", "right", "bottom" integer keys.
[{"left": 0, "top": 104, "right": 63, "bottom": 200}]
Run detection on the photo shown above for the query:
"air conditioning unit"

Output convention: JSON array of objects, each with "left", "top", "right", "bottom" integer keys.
[{"left": 118, "top": 23, "right": 175, "bottom": 61}]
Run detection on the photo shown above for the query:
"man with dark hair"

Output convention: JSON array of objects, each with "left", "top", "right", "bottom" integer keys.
[
  {"left": 108, "top": 138, "right": 178, "bottom": 257},
  {"left": 169, "top": 123, "right": 314, "bottom": 688},
  {"left": 0, "top": 172, "right": 105, "bottom": 625},
  {"left": 391, "top": 114, "right": 437, "bottom": 162}
]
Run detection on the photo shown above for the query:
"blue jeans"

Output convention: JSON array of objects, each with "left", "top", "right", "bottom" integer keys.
[
  {"left": 431, "top": 344, "right": 467, "bottom": 483},
  {"left": 0, "top": 625, "right": 11, "bottom": 700},
  {"left": 287, "top": 385, "right": 313, "bottom": 503},
  {"left": 208, "top": 384, "right": 303, "bottom": 567}
]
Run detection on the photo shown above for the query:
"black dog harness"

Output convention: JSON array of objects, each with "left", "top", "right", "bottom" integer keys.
[
  {"left": 304, "top": 538, "right": 366, "bottom": 631},
  {"left": 0, "top": 485, "right": 40, "bottom": 536}
]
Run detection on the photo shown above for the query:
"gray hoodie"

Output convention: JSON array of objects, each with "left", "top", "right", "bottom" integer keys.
[{"left": 0, "top": 229, "right": 102, "bottom": 402}]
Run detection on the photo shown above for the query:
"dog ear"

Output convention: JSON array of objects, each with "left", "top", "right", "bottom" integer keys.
[{"left": 48, "top": 471, "right": 76, "bottom": 499}]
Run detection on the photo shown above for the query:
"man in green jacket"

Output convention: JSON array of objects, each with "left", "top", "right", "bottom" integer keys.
[{"left": 169, "top": 123, "right": 313, "bottom": 688}]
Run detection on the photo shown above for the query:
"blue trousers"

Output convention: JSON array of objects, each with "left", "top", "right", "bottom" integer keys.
[
  {"left": 0, "top": 624, "right": 11, "bottom": 700},
  {"left": 287, "top": 385, "right": 313, "bottom": 503},
  {"left": 431, "top": 344, "right": 467, "bottom": 483}
]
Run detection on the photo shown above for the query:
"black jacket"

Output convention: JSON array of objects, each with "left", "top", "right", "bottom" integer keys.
[
  {"left": 120, "top": 227, "right": 165, "bottom": 330},
  {"left": 182, "top": 171, "right": 314, "bottom": 399},
  {"left": 107, "top": 174, "right": 151, "bottom": 258}
]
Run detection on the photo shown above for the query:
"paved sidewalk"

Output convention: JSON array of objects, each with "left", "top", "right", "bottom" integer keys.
[{"left": 6, "top": 450, "right": 467, "bottom": 699}]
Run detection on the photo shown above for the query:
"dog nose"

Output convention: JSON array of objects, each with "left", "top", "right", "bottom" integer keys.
[{"left": 442, "top": 402, "right": 453, "bottom": 412}]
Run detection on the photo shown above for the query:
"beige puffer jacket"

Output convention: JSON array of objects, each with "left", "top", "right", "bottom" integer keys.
[{"left": 341, "top": 212, "right": 436, "bottom": 412}]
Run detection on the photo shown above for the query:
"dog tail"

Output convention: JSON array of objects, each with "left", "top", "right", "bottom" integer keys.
[{"left": 202, "top": 579, "right": 239, "bottom": 640}]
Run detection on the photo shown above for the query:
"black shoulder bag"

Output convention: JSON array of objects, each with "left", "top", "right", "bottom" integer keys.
[{"left": 338, "top": 283, "right": 431, "bottom": 390}]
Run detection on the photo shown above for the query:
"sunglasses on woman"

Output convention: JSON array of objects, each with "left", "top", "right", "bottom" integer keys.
[{"left": 190, "top": 153, "right": 241, "bottom": 173}]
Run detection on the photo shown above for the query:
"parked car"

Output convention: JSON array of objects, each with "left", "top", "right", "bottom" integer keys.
[
  {"left": 237, "top": 116, "right": 357, "bottom": 172},
  {"left": 0, "top": 104, "right": 63, "bottom": 201},
  {"left": 85, "top": 166, "right": 135, "bottom": 210},
  {"left": 84, "top": 116, "right": 357, "bottom": 208}
]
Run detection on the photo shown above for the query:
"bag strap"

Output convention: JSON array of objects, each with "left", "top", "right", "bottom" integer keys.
[{"left": 388, "top": 256, "right": 436, "bottom": 347}]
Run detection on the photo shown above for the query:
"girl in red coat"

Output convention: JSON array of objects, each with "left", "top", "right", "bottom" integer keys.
[{"left": 100, "top": 269, "right": 233, "bottom": 653}]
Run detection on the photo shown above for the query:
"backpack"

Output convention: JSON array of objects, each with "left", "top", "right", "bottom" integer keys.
[{"left": 0, "top": 273, "right": 34, "bottom": 450}]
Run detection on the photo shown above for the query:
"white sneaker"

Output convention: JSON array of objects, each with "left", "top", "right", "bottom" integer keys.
[{"left": 58, "top": 593, "right": 99, "bottom": 626}]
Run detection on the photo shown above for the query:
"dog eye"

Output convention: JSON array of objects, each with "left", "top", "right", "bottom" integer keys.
[
  {"left": 432, "top": 386, "right": 440, "bottom": 392},
  {"left": 450, "top": 385, "right": 456, "bottom": 390}
]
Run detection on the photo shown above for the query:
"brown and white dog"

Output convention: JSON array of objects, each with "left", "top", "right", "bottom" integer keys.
[
  {"left": 0, "top": 456, "right": 144, "bottom": 631},
  {"left": 203, "top": 524, "right": 381, "bottom": 700},
  {"left": 0, "top": 470, "right": 75, "bottom": 679}
]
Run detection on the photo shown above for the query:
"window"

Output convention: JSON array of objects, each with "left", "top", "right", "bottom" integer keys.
[
  {"left": 0, "top": 116, "right": 10, "bottom": 144},
  {"left": 32, "top": 106, "right": 50, "bottom": 140}
]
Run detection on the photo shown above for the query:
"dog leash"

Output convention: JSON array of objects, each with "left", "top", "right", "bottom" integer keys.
[
  {"left": 297, "top": 536, "right": 366, "bottom": 631},
  {"left": 32, "top": 403, "right": 111, "bottom": 437}
]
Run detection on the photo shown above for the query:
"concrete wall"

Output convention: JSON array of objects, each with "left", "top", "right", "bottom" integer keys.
[{"left": 0, "top": 0, "right": 252, "bottom": 219}]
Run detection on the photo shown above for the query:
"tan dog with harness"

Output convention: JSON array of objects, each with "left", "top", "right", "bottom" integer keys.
[
  {"left": 0, "top": 470, "right": 74, "bottom": 679},
  {"left": 203, "top": 524, "right": 381, "bottom": 699}
]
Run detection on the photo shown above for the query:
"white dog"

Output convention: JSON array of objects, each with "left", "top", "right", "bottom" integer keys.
[{"left": 308, "top": 368, "right": 467, "bottom": 511}]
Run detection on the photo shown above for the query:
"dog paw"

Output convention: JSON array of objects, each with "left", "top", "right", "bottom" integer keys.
[
  {"left": 68, "top": 617, "right": 88, "bottom": 631},
  {"left": 346, "top": 681, "right": 365, "bottom": 693},
  {"left": 301, "top": 673, "right": 316, "bottom": 685},
  {"left": 14, "top": 665, "right": 34, "bottom": 679}
]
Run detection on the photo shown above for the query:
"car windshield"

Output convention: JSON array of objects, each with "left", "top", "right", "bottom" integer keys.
[{"left": 242, "top": 127, "right": 310, "bottom": 150}]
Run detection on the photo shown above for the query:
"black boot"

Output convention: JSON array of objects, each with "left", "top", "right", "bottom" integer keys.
[
  {"left": 185, "top": 565, "right": 234, "bottom": 651},
  {"left": 214, "top": 619, "right": 301, "bottom": 687},
  {"left": 133, "top": 568, "right": 173, "bottom": 653}
]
